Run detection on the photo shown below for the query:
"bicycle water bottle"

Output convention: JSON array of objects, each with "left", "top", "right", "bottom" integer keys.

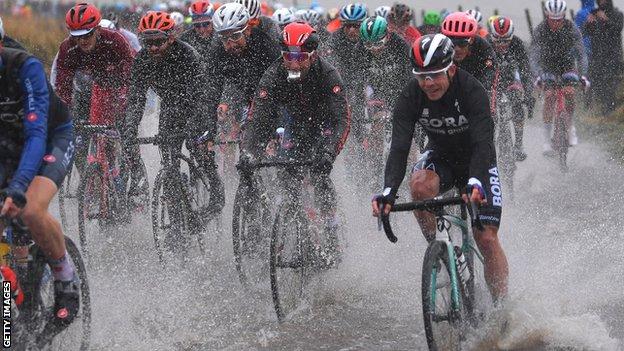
[
  {"left": 454, "top": 246, "right": 471, "bottom": 283},
  {"left": 0, "top": 266, "right": 24, "bottom": 307}
]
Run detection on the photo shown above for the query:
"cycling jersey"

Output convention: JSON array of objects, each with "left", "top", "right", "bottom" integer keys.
[
  {"left": 325, "top": 30, "right": 364, "bottom": 91},
  {"left": 119, "top": 28, "right": 141, "bottom": 52},
  {"left": 384, "top": 69, "right": 497, "bottom": 202},
  {"left": 417, "top": 24, "right": 441, "bottom": 35},
  {"left": 455, "top": 35, "right": 497, "bottom": 91},
  {"left": 393, "top": 25, "right": 422, "bottom": 45},
  {"left": 243, "top": 57, "right": 350, "bottom": 159},
  {"left": 530, "top": 19, "right": 588, "bottom": 77},
  {"left": 124, "top": 40, "right": 216, "bottom": 144},
  {"left": 179, "top": 29, "right": 213, "bottom": 58},
  {"left": 488, "top": 36, "right": 533, "bottom": 95},
  {"left": 205, "top": 27, "right": 280, "bottom": 113},
  {"left": 55, "top": 28, "right": 135, "bottom": 106},
  {"left": 0, "top": 48, "right": 73, "bottom": 192}
]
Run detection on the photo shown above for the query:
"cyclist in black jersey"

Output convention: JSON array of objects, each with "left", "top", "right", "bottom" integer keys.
[
  {"left": 372, "top": 34, "right": 509, "bottom": 302},
  {"left": 179, "top": 0, "right": 215, "bottom": 59}
]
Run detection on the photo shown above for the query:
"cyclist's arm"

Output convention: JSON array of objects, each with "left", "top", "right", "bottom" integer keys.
[
  {"left": 383, "top": 83, "right": 418, "bottom": 198},
  {"left": 54, "top": 42, "right": 76, "bottom": 105},
  {"left": 570, "top": 25, "right": 589, "bottom": 76},
  {"left": 242, "top": 65, "right": 280, "bottom": 157},
  {"left": 323, "top": 66, "right": 350, "bottom": 156},
  {"left": 9, "top": 58, "right": 49, "bottom": 192},
  {"left": 464, "top": 77, "right": 496, "bottom": 184},
  {"left": 186, "top": 57, "right": 218, "bottom": 143},
  {"left": 514, "top": 38, "right": 534, "bottom": 95},
  {"left": 528, "top": 29, "right": 545, "bottom": 78},
  {"left": 104, "top": 31, "right": 135, "bottom": 88},
  {"left": 479, "top": 38, "right": 497, "bottom": 91},
  {"left": 123, "top": 58, "right": 148, "bottom": 141}
]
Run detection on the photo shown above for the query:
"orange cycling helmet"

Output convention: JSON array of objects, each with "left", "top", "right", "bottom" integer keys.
[
  {"left": 281, "top": 22, "right": 319, "bottom": 52},
  {"left": 138, "top": 11, "right": 176, "bottom": 34},
  {"left": 441, "top": 12, "right": 477, "bottom": 38},
  {"left": 66, "top": 3, "right": 102, "bottom": 36},
  {"left": 189, "top": 0, "right": 214, "bottom": 17}
]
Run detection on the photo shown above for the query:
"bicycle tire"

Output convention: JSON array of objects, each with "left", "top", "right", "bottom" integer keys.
[
  {"left": 497, "top": 120, "right": 516, "bottom": 199},
  {"left": 421, "top": 240, "right": 464, "bottom": 351},
  {"left": 270, "top": 204, "right": 310, "bottom": 322},
  {"left": 556, "top": 116, "right": 569, "bottom": 172},
  {"left": 150, "top": 169, "right": 167, "bottom": 264},
  {"left": 76, "top": 164, "right": 105, "bottom": 257}
]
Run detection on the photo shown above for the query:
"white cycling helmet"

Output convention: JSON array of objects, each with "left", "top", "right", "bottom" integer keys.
[
  {"left": 296, "top": 9, "right": 322, "bottom": 27},
  {"left": 374, "top": 6, "right": 391, "bottom": 19},
  {"left": 235, "top": 0, "right": 261, "bottom": 19},
  {"left": 170, "top": 11, "right": 185, "bottom": 26},
  {"left": 272, "top": 8, "right": 295, "bottom": 27},
  {"left": 213, "top": 3, "right": 250, "bottom": 32},
  {"left": 0, "top": 16, "right": 4, "bottom": 39},
  {"left": 465, "top": 9, "right": 483, "bottom": 24},
  {"left": 544, "top": 0, "right": 566, "bottom": 19},
  {"left": 99, "top": 18, "right": 116, "bottom": 29}
]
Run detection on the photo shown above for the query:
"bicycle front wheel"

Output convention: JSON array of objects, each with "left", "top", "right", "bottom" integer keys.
[
  {"left": 555, "top": 115, "right": 569, "bottom": 172},
  {"left": 421, "top": 241, "right": 465, "bottom": 351},
  {"left": 270, "top": 206, "right": 311, "bottom": 322}
]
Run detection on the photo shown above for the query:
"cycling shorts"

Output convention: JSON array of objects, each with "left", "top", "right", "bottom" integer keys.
[
  {"left": 412, "top": 150, "right": 502, "bottom": 228},
  {"left": 38, "top": 122, "right": 76, "bottom": 188}
]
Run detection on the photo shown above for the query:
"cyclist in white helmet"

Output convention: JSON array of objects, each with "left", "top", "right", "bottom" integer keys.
[
  {"left": 272, "top": 7, "right": 295, "bottom": 30},
  {"left": 235, "top": 0, "right": 280, "bottom": 42},
  {"left": 296, "top": 9, "right": 329, "bottom": 41},
  {"left": 530, "top": 0, "right": 589, "bottom": 153},
  {"left": 374, "top": 6, "right": 391, "bottom": 19},
  {"left": 466, "top": 9, "right": 489, "bottom": 38}
]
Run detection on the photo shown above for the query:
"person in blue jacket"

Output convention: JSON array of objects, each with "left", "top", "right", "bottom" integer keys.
[
  {"left": 575, "top": 0, "right": 595, "bottom": 57},
  {"left": 0, "top": 35, "right": 80, "bottom": 326}
]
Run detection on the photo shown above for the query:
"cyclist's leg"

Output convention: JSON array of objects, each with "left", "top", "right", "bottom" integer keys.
[
  {"left": 189, "top": 146, "right": 224, "bottom": 213},
  {"left": 542, "top": 90, "right": 556, "bottom": 153},
  {"left": 563, "top": 87, "right": 578, "bottom": 146},
  {"left": 22, "top": 123, "right": 79, "bottom": 322},
  {"left": 510, "top": 93, "right": 527, "bottom": 160},
  {"left": 408, "top": 150, "right": 454, "bottom": 241}
]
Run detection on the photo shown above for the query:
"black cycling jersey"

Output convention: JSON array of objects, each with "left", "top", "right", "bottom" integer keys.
[
  {"left": 456, "top": 35, "right": 497, "bottom": 90},
  {"left": 384, "top": 68, "right": 497, "bottom": 199},
  {"left": 243, "top": 57, "right": 350, "bottom": 158},
  {"left": 2, "top": 36, "right": 26, "bottom": 51},
  {"left": 488, "top": 36, "right": 533, "bottom": 95},
  {"left": 530, "top": 19, "right": 588, "bottom": 76},
  {"left": 325, "top": 29, "right": 365, "bottom": 91},
  {"left": 355, "top": 32, "right": 411, "bottom": 110},
  {"left": 417, "top": 24, "right": 441, "bottom": 35},
  {"left": 179, "top": 29, "right": 213, "bottom": 59},
  {"left": 124, "top": 40, "right": 216, "bottom": 144}
]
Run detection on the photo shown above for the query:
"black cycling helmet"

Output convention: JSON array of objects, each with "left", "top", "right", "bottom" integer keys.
[
  {"left": 388, "top": 3, "right": 413, "bottom": 25},
  {"left": 410, "top": 33, "right": 454, "bottom": 72}
]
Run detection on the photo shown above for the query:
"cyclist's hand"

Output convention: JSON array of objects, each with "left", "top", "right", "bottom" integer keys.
[
  {"left": 581, "top": 76, "right": 591, "bottom": 91},
  {"left": 217, "top": 103, "right": 229, "bottom": 121},
  {"left": 199, "top": 140, "right": 214, "bottom": 153},
  {"left": 237, "top": 152, "right": 255, "bottom": 172},
  {"left": 372, "top": 188, "right": 395, "bottom": 217},
  {"left": 314, "top": 151, "right": 334, "bottom": 173},
  {"left": 463, "top": 178, "right": 487, "bottom": 206},
  {"left": 0, "top": 188, "right": 27, "bottom": 218}
]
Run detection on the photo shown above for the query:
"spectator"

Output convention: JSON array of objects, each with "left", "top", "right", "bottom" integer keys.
[
  {"left": 584, "top": 0, "right": 624, "bottom": 114},
  {"left": 575, "top": 0, "right": 595, "bottom": 57}
]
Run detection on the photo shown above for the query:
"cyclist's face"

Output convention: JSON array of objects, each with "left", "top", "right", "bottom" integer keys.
[
  {"left": 74, "top": 28, "right": 98, "bottom": 53},
  {"left": 193, "top": 21, "right": 213, "bottom": 38},
  {"left": 282, "top": 51, "right": 316, "bottom": 79},
  {"left": 547, "top": 18, "right": 565, "bottom": 31},
  {"left": 451, "top": 38, "right": 472, "bottom": 62},
  {"left": 417, "top": 65, "right": 456, "bottom": 101},
  {"left": 221, "top": 27, "right": 250, "bottom": 55},
  {"left": 342, "top": 21, "right": 362, "bottom": 42},
  {"left": 145, "top": 36, "right": 174, "bottom": 59}
]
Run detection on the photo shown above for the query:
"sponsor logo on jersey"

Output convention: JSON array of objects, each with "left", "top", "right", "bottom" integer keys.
[
  {"left": 332, "top": 85, "right": 342, "bottom": 94},
  {"left": 419, "top": 115, "right": 468, "bottom": 129},
  {"left": 26, "top": 113, "right": 38, "bottom": 122},
  {"left": 43, "top": 154, "right": 56, "bottom": 163},
  {"left": 258, "top": 89, "right": 268, "bottom": 99},
  {"left": 488, "top": 167, "right": 502, "bottom": 206}
]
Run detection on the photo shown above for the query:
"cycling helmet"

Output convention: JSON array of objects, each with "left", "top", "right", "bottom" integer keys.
[
  {"left": 170, "top": 11, "right": 185, "bottom": 26},
  {"left": 189, "top": 0, "right": 215, "bottom": 18},
  {"left": 281, "top": 21, "right": 319, "bottom": 52},
  {"left": 107, "top": 12, "right": 119, "bottom": 27},
  {"left": 374, "top": 6, "right": 391, "bottom": 19},
  {"left": 388, "top": 3, "right": 413, "bottom": 24},
  {"left": 491, "top": 16, "right": 514, "bottom": 39},
  {"left": 360, "top": 16, "right": 387, "bottom": 42},
  {"left": 465, "top": 9, "right": 482, "bottom": 24},
  {"left": 411, "top": 33, "right": 454, "bottom": 72},
  {"left": 235, "top": 0, "right": 261, "bottom": 19},
  {"left": 138, "top": 11, "right": 175, "bottom": 34},
  {"left": 487, "top": 15, "right": 499, "bottom": 33},
  {"left": 327, "top": 8, "right": 340, "bottom": 20},
  {"left": 339, "top": 3, "right": 368, "bottom": 22},
  {"left": 544, "top": 0, "right": 566, "bottom": 19},
  {"left": 99, "top": 18, "right": 116, "bottom": 29},
  {"left": 296, "top": 9, "right": 322, "bottom": 27},
  {"left": 213, "top": 3, "right": 250, "bottom": 32},
  {"left": 66, "top": 3, "right": 102, "bottom": 36},
  {"left": 153, "top": 3, "right": 169, "bottom": 11},
  {"left": 423, "top": 10, "right": 441, "bottom": 26},
  {"left": 441, "top": 12, "right": 477, "bottom": 38},
  {"left": 272, "top": 8, "right": 295, "bottom": 27},
  {"left": 0, "top": 16, "right": 4, "bottom": 39}
]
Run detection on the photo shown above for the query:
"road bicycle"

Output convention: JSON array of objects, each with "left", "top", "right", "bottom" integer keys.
[
  {"left": 0, "top": 202, "right": 91, "bottom": 350},
  {"left": 379, "top": 196, "right": 484, "bottom": 350}
]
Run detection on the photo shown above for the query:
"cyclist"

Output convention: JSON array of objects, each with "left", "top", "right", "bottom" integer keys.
[
  {"left": 374, "top": 5, "right": 390, "bottom": 19},
  {"left": 106, "top": 12, "right": 141, "bottom": 51},
  {"left": 326, "top": 3, "right": 368, "bottom": 60},
  {"left": 372, "top": 34, "right": 509, "bottom": 302},
  {"left": 442, "top": 12, "right": 497, "bottom": 93},
  {"left": 466, "top": 9, "right": 489, "bottom": 38},
  {"left": 387, "top": 3, "right": 421, "bottom": 45},
  {"left": 180, "top": 0, "right": 215, "bottom": 58},
  {"left": 0, "top": 42, "right": 80, "bottom": 325},
  {"left": 0, "top": 16, "right": 26, "bottom": 50},
  {"left": 242, "top": 22, "right": 350, "bottom": 254},
  {"left": 418, "top": 10, "right": 442, "bottom": 35},
  {"left": 489, "top": 16, "right": 534, "bottom": 161},
  {"left": 296, "top": 9, "right": 329, "bottom": 42},
  {"left": 272, "top": 7, "right": 295, "bottom": 30},
  {"left": 530, "top": 0, "right": 589, "bottom": 153},
  {"left": 123, "top": 11, "right": 224, "bottom": 225},
  {"left": 207, "top": 2, "right": 280, "bottom": 139},
  {"left": 236, "top": 0, "right": 280, "bottom": 41}
]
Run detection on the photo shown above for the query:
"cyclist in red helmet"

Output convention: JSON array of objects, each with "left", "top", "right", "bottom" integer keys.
[
  {"left": 243, "top": 22, "right": 350, "bottom": 260},
  {"left": 180, "top": 0, "right": 215, "bottom": 58},
  {"left": 387, "top": 3, "right": 422, "bottom": 45},
  {"left": 441, "top": 12, "right": 497, "bottom": 92},
  {"left": 123, "top": 11, "right": 224, "bottom": 221},
  {"left": 373, "top": 34, "right": 509, "bottom": 303},
  {"left": 488, "top": 16, "right": 535, "bottom": 161},
  {"left": 55, "top": 3, "right": 149, "bottom": 208}
]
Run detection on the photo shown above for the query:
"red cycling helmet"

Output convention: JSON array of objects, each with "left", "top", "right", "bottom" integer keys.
[
  {"left": 281, "top": 21, "right": 319, "bottom": 52},
  {"left": 441, "top": 12, "right": 477, "bottom": 38},
  {"left": 138, "top": 11, "right": 176, "bottom": 34},
  {"left": 491, "top": 16, "right": 514, "bottom": 40},
  {"left": 189, "top": 0, "right": 215, "bottom": 18},
  {"left": 66, "top": 3, "right": 102, "bottom": 36}
]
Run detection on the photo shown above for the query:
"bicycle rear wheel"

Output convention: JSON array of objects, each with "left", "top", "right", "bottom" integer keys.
[
  {"left": 18, "top": 237, "right": 91, "bottom": 350},
  {"left": 421, "top": 241, "right": 466, "bottom": 351},
  {"left": 270, "top": 205, "right": 311, "bottom": 322},
  {"left": 77, "top": 165, "right": 106, "bottom": 256},
  {"left": 496, "top": 120, "right": 516, "bottom": 200},
  {"left": 554, "top": 115, "right": 569, "bottom": 172}
]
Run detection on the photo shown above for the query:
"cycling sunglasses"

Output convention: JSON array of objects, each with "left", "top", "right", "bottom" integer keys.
[
  {"left": 282, "top": 51, "right": 314, "bottom": 62},
  {"left": 364, "top": 36, "right": 388, "bottom": 49},
  {"left": 412, "top": 62, "right": 453, "bottom": 82},
  {"left": 451, "top": 38, "right": 471, "bottom": 47},
  {"left": 73, "top": 29, "right": 96, "bottom": 41},
  {"left": 217, "top": 26, "right": 247, "bottom": 43},
  {"left": 194, "top": 21, "right": 212, "bottom": 28},
  {"left": 140, "top": 36, "right": 168, "bottom": 48}
]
